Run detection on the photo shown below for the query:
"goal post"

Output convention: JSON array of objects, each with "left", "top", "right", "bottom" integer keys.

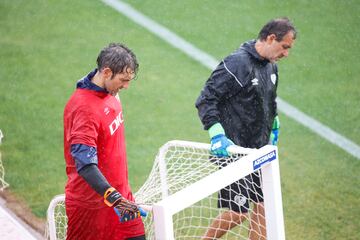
[
  {"left": 262, "top": 147, "right": 285, "bottom": 240},
  {"left": 150, "top": 141, "right": 285, "bottom": 240},
  {"left": 45, "top": 194, "right": 67, "bottom": 240},
  {"left": 46, "top": 140, "right": 285, "bottom": 240}
]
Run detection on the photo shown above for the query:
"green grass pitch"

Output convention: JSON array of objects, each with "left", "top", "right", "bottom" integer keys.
[{"left": 0, "top": 0, "right": 359, "bottom": 239}]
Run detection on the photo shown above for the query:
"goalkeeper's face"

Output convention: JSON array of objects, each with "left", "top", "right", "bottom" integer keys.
[{"left": 104, "top": 67, "right": 135, "bottom": 96}]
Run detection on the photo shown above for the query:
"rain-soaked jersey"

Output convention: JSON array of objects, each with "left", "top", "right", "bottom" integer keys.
[{"left": 64, "top": 84, "right": 133, "bottom": 208}]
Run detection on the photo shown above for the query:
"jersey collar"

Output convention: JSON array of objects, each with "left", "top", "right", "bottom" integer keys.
[{"left": 76, "top": 69, "right": 108, "bottom": 93}]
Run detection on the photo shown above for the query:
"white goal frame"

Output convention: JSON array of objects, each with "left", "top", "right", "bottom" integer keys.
[
  {"left": 151, "top": 140, "right": 285, "bottom": 240},
  {"left": 46, "top": 194, "right": 67, "bottom": 240},
  {"left": 46, "top": 140, "right": 285, "bottom": 240}
]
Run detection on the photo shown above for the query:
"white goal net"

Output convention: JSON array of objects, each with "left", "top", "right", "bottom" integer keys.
[{"left": 46, "top": 140, "right": 285, "bottom": 240}]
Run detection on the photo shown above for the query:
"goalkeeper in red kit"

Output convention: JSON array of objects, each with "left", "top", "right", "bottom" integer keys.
[{"left": 63, "top": 43, "right": 146, "bottom": 240}]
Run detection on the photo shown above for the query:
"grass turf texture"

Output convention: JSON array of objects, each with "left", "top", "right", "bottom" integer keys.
[{"left": 0, "top": 0, "right": 359, "bottom": 239}]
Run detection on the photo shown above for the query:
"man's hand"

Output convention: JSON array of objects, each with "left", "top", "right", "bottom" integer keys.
[
  {"left": 114, "top": 205, "right": 148, "bottom": 222},
  {"left": 210, "top": 134, "right": 234, "bottom": 157},
  {"left": 270, "top": 116, "right": 280, "bottom": 145},
  {"left": 104, "top": 187, "right": 142, "bottom": 222},
  {"left": 208, "top": 123, "right": 234, "bottom": 157}
]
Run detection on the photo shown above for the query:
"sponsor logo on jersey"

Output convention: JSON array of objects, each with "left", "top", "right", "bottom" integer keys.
[
  {"left": 87, "top": 147, "right": 98, "bottom": 164},
  {"left": 109, "top": 111, "right": 124, "bottom": 135},
  {"left": 104, "top": 107, "right": 110, "bottom": 115},
  {"left": 271, "top": 74, "right": 277, "bottom": 85},
  {"left": 251, "top": 78, "right": 259, "bottom": 86},
  {"left": 253, "top": 150, "right": 276, "bottom": 170}
]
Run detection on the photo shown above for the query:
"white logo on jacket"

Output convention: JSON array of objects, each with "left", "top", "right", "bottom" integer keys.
[
  {"left": 271, "top": 74, "right": 277, "bottom": 85},
  {"left": 251, "top": 78, "right": 259, "bottom": 86},
  {"left": 109, "top": 111, "right": 124, "bottom": 135}
]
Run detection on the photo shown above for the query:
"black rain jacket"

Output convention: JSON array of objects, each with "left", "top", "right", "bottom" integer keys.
[{"left": 195, "top": 40, "right": 278, "bottom": 148}]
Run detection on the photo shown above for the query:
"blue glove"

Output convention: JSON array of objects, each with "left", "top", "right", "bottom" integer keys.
[
  {"left": 138, "top": 207, "right": 148, "bottom": 217},
  {"left": 210, "top": 134, "right": 234, "bottom": 157},
  {"left": 270, "top": 116, "right": 280, "bottom": 145},
  {"left": 271, "top": 129, "right": 279, "bottom": 145},
  {"left": 208, "top": 123, "right": 234, "bottom": 157}
]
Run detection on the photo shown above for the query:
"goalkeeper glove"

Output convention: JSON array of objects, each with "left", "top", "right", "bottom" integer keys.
[
  {"left": 104, "top": 187, "right": 145, "bottom": 222},
  {"left": 270, "top": 115, "right": 280, "bottom": 145},
  {"left": 208, "top": 123, "right": 234, "bottom": 157}
]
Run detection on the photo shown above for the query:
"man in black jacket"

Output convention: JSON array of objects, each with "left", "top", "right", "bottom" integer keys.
[{"left": 196, "top": 17, "right": 296, "bottom": 239}]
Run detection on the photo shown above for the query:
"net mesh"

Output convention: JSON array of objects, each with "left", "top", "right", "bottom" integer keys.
[
  {"left": 134, "top": 142, "right": 266, "bottom": 239},
  {"left": 46, "top": 141, "right": 266, "bottom": 239}
]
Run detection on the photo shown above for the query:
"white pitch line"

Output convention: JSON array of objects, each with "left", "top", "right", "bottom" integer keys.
[
  {"left": 0, "top": 205, "right": 38, "bottom": 240},
  {"left": 101, "top": 0, "right": 360, "bottom": 160},
  {"left": 277, "top": 99, "right": 360, "bottom": 159}
]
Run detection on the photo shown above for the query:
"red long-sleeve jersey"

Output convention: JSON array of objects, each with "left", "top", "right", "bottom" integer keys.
[{"left": 64, "top": 88, "right": 133, "bottom": 208}]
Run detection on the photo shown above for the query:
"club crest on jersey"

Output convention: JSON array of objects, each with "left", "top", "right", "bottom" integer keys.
[
  {"left": 271, "top": 74, "right": 277, "bottom": 85},
  {"left": 234, "top": 194, "right": 247, "bottom": 206},
  {"left": 109, "top": 111, "right": 124, "bottom": 135},
  {"left": 104, "top": 107, "right": 110, "bottom": 115}
]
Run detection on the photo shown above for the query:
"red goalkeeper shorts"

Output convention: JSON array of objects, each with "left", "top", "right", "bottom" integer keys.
[{"left": 66, "top": 204, "right": 145, "bottom": 240}]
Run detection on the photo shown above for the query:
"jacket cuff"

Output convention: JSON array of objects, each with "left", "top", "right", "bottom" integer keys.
[
  {"left": 272, "top": 115, "right": 280, "bottom": 129},
  {"left": 208, "top": 123, "right": 225, "bottom": 139}
]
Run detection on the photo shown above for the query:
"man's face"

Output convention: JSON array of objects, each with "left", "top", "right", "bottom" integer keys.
[
  {"left": 104, "top": 67, "right": 135, "bottom": 96},
  {"left": 265, "top": 31, "right": 295, "bottom": 63}
]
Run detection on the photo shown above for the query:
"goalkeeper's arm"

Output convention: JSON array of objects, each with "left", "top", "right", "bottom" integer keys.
[
  {"left": 77, "top": 163, "right": 111, "bottom": 196},
  {"left": 71, "top": 144, "right": 144, "bottom": 222},
  {"left": 78, "top": 164, "right": 144, "bottom": 222}
]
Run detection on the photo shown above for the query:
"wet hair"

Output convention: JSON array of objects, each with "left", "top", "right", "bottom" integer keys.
[
  {"left": 258, "top": 17, "right": 297, "bottom": 41},
  {"left": 96, "top": 43, "right": 139, "bottom": 76}
]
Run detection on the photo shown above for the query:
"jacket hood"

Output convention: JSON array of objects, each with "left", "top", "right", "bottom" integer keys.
[{"left": 241, "top": 39, "right": 269, "bottom": 64}]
